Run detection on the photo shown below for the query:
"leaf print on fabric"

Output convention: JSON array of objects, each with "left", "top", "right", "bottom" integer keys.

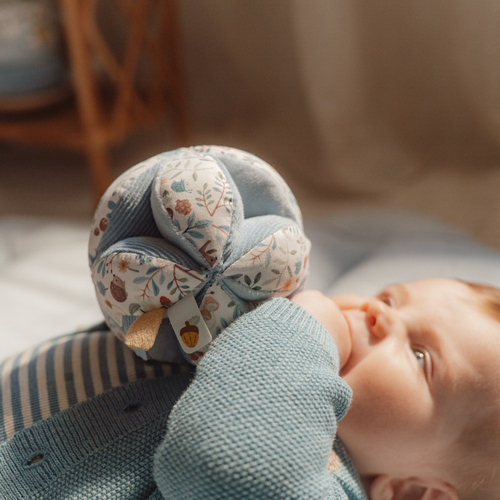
[
  {"left": 129, "top": 303, "right": 141, "bottom": 315},
  {"left": 97, "top": 281, "right": 108, "bottom": 296},
  {"left": 156, "top": 153, "right": 234, "bottom": 267},
  {"left": 225, "top": 226, "right": 311, "bottom": 297}
]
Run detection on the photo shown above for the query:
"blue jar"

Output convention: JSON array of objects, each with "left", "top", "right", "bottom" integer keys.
[{"left": 0, "top": 0, "right": 67, "bottom": 98}]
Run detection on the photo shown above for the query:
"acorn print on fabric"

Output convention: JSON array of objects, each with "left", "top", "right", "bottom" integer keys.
[
  {"left": 200, "top": 296, "right": 219, "bottom": 321},
  {"left": 110, "top": 274, "right": 128, "bottom": 302},
  {"left": 180, "top": 320, "right": 199, "bottom": 348}
]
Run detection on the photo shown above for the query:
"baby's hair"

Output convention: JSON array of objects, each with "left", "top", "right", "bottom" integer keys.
[
  {"left": 449, "top": 280, "right": 500, "bottom": 498},
  {"left": 464, "top": 280, "right": 500, "bottom": 323},
  {"left": 448, "top": 399, "right": 500, "bottom": 499}
]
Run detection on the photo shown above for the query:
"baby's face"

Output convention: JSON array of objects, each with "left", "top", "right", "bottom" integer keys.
[{"left": 334, "top": 278, "right": 500, "bottom": 482}]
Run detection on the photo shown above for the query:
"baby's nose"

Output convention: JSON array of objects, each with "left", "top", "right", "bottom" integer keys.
[{"left": 361, "top": 301, "right": 395, "bottom": 340}]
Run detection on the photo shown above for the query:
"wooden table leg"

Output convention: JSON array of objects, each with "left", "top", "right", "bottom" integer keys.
[{"left": 59, "top": 0, "right": 114, "bottom": 198}]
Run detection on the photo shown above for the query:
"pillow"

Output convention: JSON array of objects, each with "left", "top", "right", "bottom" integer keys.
[
  {"left": 305, "top": 210, "right": 500, "bottom": 296},
  {"left": 88, "top": 146, "right": 310, "bottom": 363}
]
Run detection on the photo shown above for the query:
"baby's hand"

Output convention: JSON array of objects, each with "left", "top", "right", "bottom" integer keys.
[{"left": 291, "top": 290, "right": 351, "bottom": 369}]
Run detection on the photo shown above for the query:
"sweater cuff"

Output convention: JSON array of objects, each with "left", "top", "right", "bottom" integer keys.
[
  {"left": 254, "top": 297, "right": 339, "bottom": 356},
  {"left": 214, "top": 297, "right": 341, "bottom": 374}
]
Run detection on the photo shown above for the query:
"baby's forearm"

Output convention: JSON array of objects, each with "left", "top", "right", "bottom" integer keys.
[{"left": 154, "top": 298, "right": 352, "bottom": 499}]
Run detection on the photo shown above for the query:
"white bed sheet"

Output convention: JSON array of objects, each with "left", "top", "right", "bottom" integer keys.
[
  {"left": 2, "top": 211, "right": 500, "bottom": 362},
  {"left": 0, "top": 217, "right": 102, "bottom": 361}
]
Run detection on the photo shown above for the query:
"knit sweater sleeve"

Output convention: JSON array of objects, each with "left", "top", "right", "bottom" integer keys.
[{"left": 154, "top": 298, "right": 353, "bottom": 499}]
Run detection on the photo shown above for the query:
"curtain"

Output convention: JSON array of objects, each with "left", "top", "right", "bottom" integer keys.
[
  {"left": 179, "top": 1, "right": 500, "bottom": 196},
  {"left": 291, "top": 0, "right": 500, "bottom": 192}
]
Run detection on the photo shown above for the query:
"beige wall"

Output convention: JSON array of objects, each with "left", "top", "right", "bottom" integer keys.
[{"left": 177, "top": 1, "right": 500, "bottom": 197}]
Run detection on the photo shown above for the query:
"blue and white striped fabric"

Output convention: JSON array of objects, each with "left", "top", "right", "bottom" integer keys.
[{"left": 0, "top": 327, "right": 191, "bottom": 443}]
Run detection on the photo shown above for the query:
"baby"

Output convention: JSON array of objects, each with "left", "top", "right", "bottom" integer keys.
[
  {"left": 156, "top": 277, "right": 500, "bottom": 500},
  {"left": 298, "top": 278, "right": 500, "bottom": 499},
  {"left": 0, "top": 278, "right": 498, "bottom": 498},
  {"left": 1, "top": 145, "right": 498, "bottom": 498}
]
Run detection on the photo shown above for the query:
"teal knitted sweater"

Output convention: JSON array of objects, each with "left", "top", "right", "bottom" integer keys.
[{"left": 0, "top": 299, "right": 367, "bottom": 499}]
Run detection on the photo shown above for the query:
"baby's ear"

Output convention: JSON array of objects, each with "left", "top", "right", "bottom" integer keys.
[{"left": 369, "top": 475, "right": 459, "bottom": 500}]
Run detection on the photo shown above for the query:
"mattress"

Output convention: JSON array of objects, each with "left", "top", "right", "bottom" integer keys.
[{"left": 2, "top": 210, "right": 500, "bottom": 361}]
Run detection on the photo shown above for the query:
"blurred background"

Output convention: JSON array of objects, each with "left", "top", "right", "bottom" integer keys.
[{"left": 2, "top": 0, "right": 500, "bottom": 247}]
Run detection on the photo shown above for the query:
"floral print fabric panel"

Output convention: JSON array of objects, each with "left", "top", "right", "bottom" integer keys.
[
  {"left": 152, "top": 151, "right": 235, "bottom": 268},
  {"left": 224, "top": 226, "right": 310, "bottom": 299},
  {"left": 91, "top": 251, "right": 206, "bottom": 340}
]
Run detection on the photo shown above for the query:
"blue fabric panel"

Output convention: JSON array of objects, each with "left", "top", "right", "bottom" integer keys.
[
  {"left": 100, "top": 236, "right": 204, "bottom": 272},
  {"left": 95, "top": 165, "right": 163, "bottom": 260}
]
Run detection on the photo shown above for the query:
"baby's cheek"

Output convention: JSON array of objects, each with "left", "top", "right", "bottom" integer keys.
[
  {"left": 338, "top": 356, "right": 437, "bottom": 473},
  {"left": 343, "top": 357, "right": 431, "bottom": 437}
]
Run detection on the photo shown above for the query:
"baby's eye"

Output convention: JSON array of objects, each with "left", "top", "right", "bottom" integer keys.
[
  {"left": 413, "top": 349, "right": 426, "bottom": 371},
  {"left": 378, "top": 292, "right": 394, "bottom": 307}
]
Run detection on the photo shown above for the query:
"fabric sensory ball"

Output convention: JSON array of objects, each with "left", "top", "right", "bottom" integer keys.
[{"left": 89, "top": 146, "right": 310, "bottom": 363}]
